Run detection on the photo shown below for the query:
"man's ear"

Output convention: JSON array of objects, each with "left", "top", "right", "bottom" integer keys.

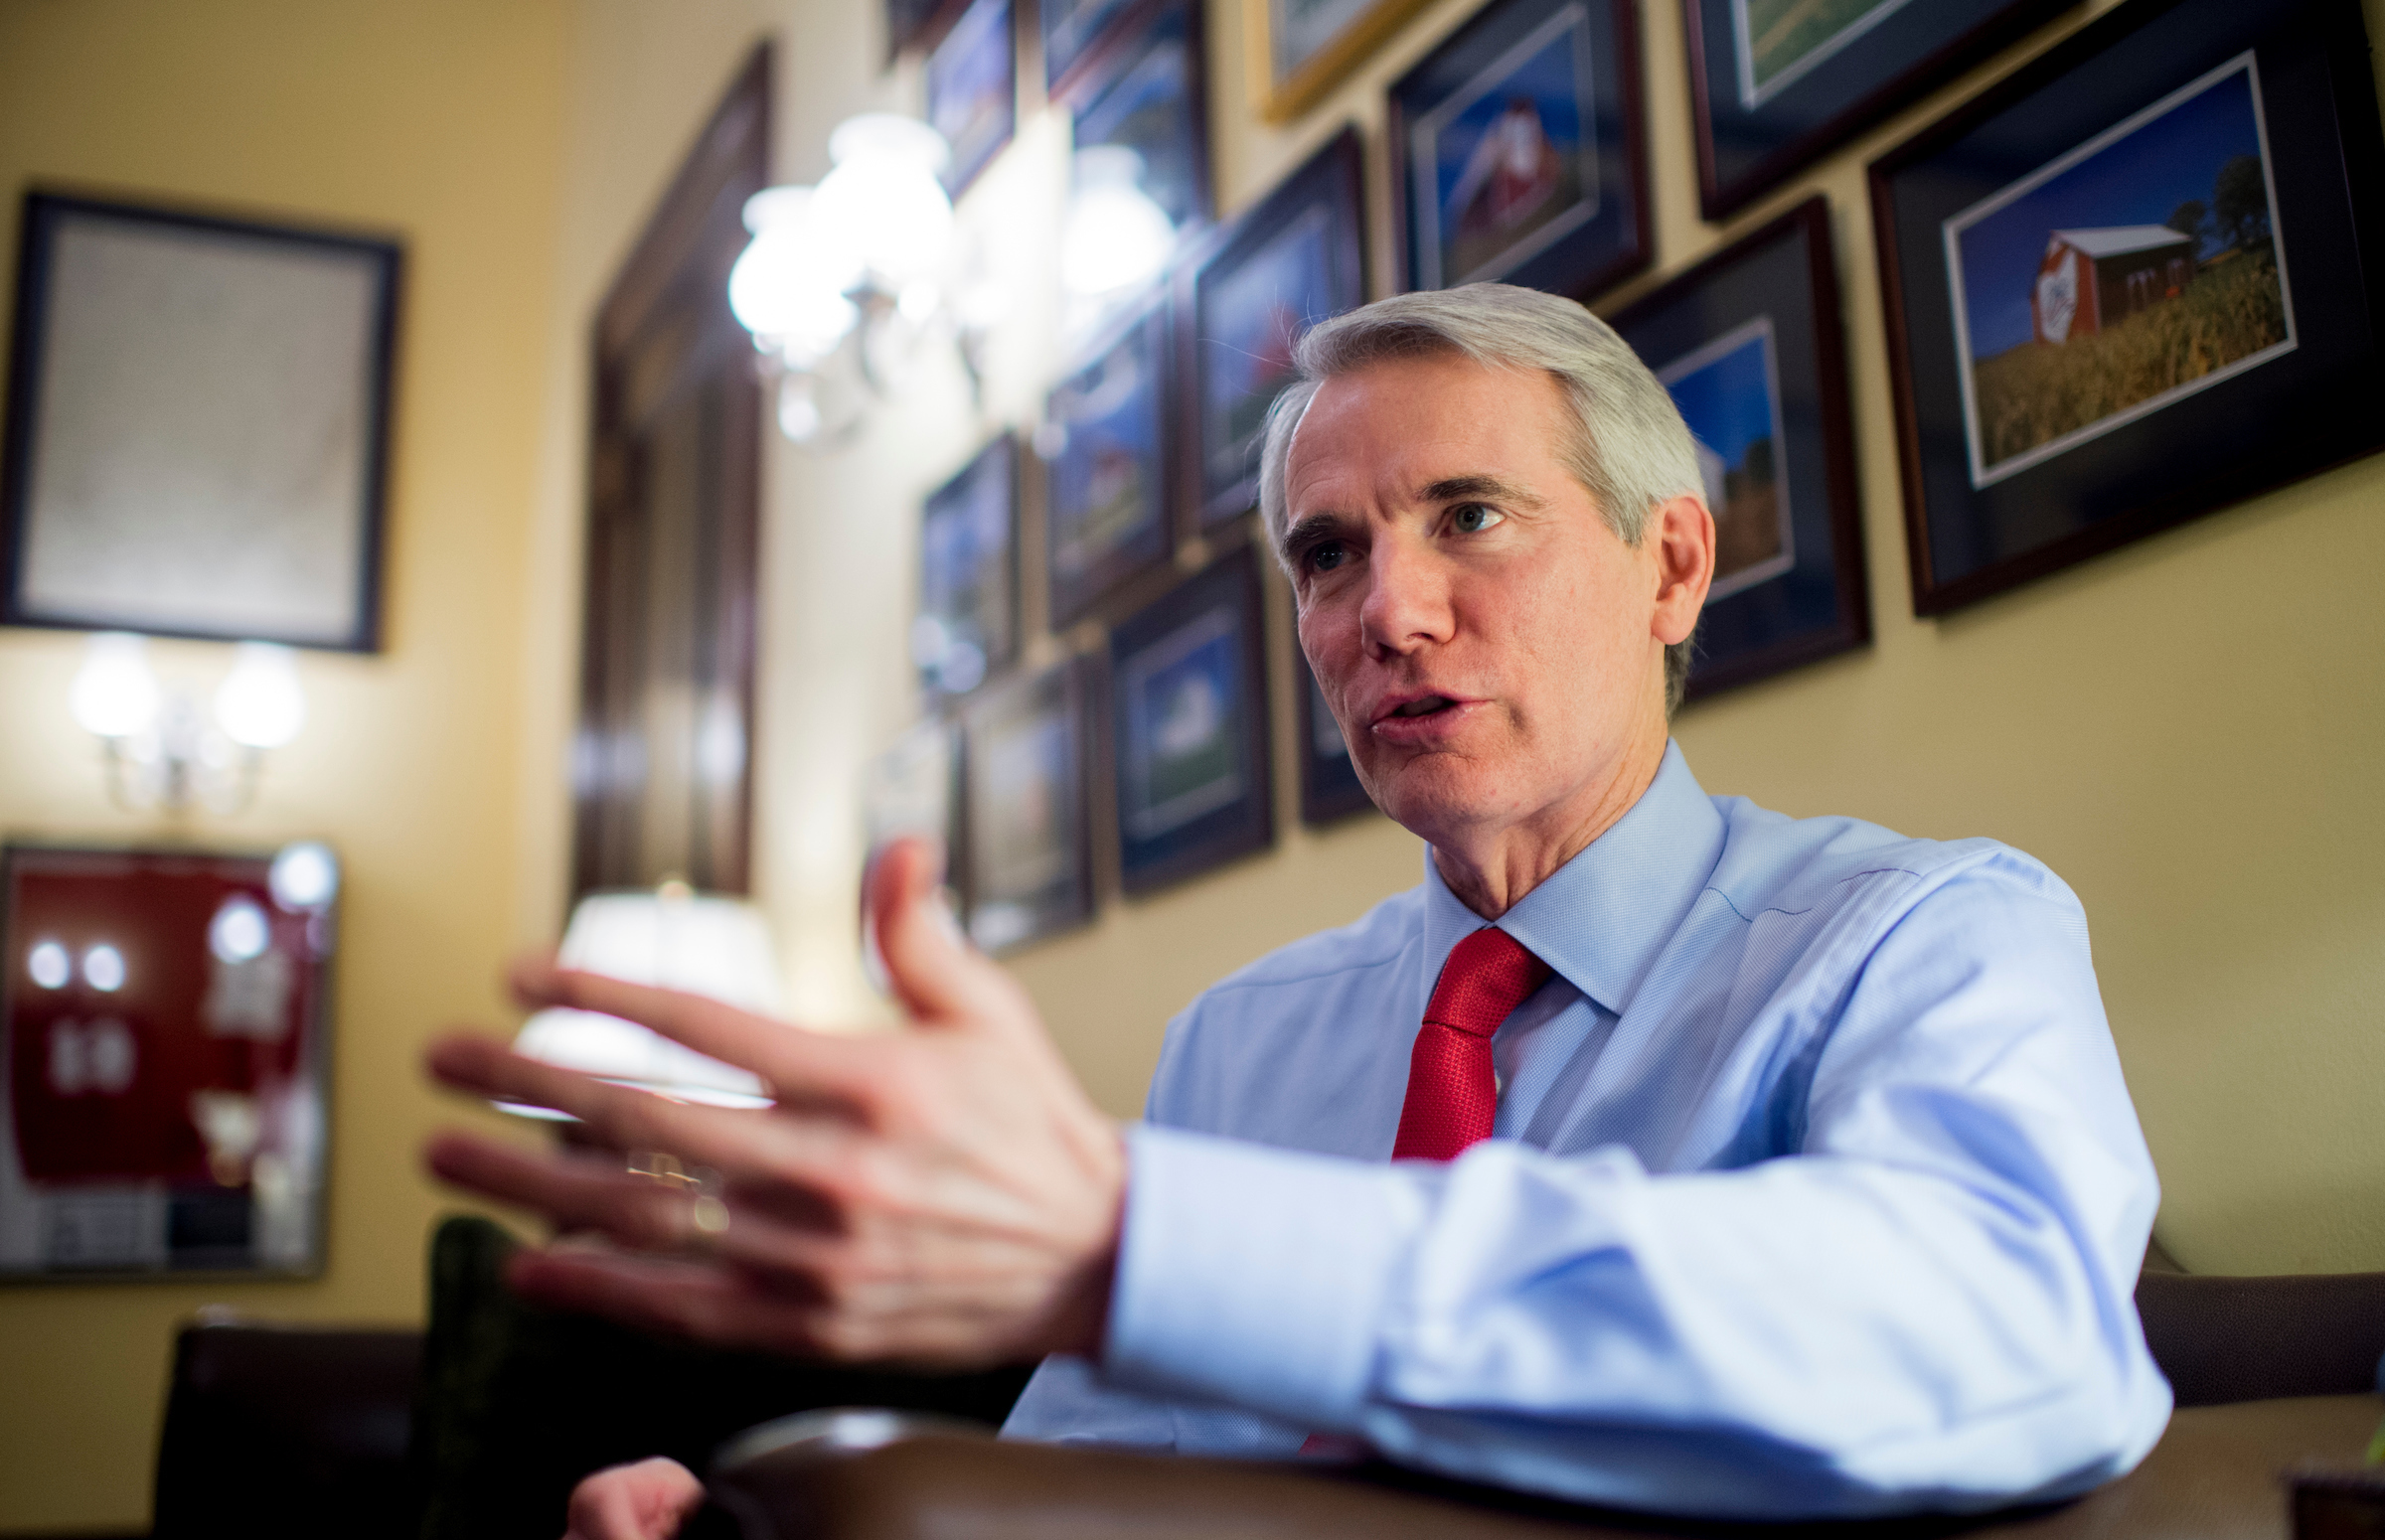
[{"left": 1649, "top": 493, "right": 1716, "bottom": 647}]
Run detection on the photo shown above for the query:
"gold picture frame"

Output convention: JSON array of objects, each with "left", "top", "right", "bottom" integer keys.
[{"left": 1244, "top": 0, "right": 1434, "bottom": 123}]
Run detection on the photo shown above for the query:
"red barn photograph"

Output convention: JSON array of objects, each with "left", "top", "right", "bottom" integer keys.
[{"left": 2030, "top": 225, "right": 2197, "bottom": 344}]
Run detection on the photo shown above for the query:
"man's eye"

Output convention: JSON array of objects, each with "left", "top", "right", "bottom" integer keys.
[
  {"left": 1450, "top": 503, "right": 1505, "bottom": 534},
  {"left": 1305, "top": 540, "right": 1349, "bottom": 573}
]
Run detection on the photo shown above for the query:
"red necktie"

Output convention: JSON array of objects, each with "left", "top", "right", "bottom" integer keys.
[{"left": 1391, "top": 927, "right": 1551, "bottom": 1160}]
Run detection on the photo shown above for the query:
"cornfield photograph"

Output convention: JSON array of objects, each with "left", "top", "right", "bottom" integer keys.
[{"left": 1945, "top": 54, "right": 2295, "bottom": 488}]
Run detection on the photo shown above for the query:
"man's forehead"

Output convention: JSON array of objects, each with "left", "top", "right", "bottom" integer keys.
[{"left": 1284, "top": 361, "right": 1569, "bottom": 514}]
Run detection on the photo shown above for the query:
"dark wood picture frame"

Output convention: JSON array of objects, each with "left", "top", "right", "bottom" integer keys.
[
  {"left": 1387, "top": 0, "right": 1651, "bottom": 304},
  {"left": 1044, "top": 0, "right": 1159, "bottom": 102},
  {"left": 888, "top": 0, "right": 972, "bottom": 61},
  {"left": 1610, "top": 196, "right": 1869, "bottom": 700},
  {"left": 573, "top": 45, "right": 769, "bottom": 899},
  {"left": 1, "top": 191, "right": 401, "bottom": 652},
  {"left": 1180, "top": 124, "right": 1367, "bottom": 531},
  {"left": 1682, "top": 0, "right": 2073, "bottom": 223},
  {"left": 926, "top": 0, "right": 1018, "bottom": 198},
  {"left": 917, "top": 433, "right": 1020, "bottom": 698},
  {"left": 960, "top": 656, "right": 1097, "bottom": 954},
  {"left": 1294, "top": 644, "right": 1374, "bottom": 825},
  {"left": 1109, "top": 544, "right": 1274, "bottom": 895},
  {"left": 1055, "top": 0, "right": 1214, "bottom": 238},
  {"left": 1870, "top": 0, "right": 2385, "bottom": 616},
  {"left": 1042, "top": 287, "right": 1175, "bottom": 629},
  {"left": 2, "top": 840, "right": 340, "bottom": 1281}
]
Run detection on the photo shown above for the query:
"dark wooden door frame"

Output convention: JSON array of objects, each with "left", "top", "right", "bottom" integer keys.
[{"left": 572, "top": 43, "right": 771, "bottom": 899}]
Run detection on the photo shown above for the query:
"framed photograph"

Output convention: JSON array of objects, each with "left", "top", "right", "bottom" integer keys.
[
  {"left": 927, "top": 0, "right": 1016, "bottom": 197},
  {"left": 2, "top": 841, "right": 341, "bottom": 1279},
  {"left": 1388, "top": 0, "right": 1650, "bottom": 303},
  {"left": 1610, "top": 197, "right": 1869, "bottom": 700},
  {"left": 916, "top": 434, "right": 1018, "bottom": 696},
  {"left": 960, "top": 658, "right": 1095, "bottom": 953},
  {"left": 1043, "top": 0, "right": 1146, "bottom": 98},
  {"left": 1059, "top": 0, "right": 1213, "bottom": 235},
  {"left": 1295, "top": 646, "right": 1374, "bottom": 824},
  {"left": 1182, "top": 125, "right": 1367, "bottom": 528},
  {"left": 1110, "top": 545, "right": 1274, "bottom": 894},
  {"left": 1871, "top": 0, "right": 2385, "bottom": 615},
  {"left": 1, "top": 191, "right": 400, "bottom": 652},
  {"left": 1042, "top": 290, "right": 1174, "bottom": 628},
  {"left": 1246, "top": 0, "right": 1438, "bottom": 124},
  {"left": 1682, "top": 0, "right": 2072, "bottom": 222}
]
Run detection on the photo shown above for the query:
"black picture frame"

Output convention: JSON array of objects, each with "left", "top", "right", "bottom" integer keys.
[
  {"left": 1042, "top": 288, "right": 1175, "bottom": 629},
  {"left": 1, "top": 840, "right": 341, "bottom": 1280},
  {"left": 1870, "top": 0, "right": 2385, "bottom": 616},
  {"left": 926, "top": 0, "right": 1017, "bottom": 198},
  {"left": 1294, "top": 644, "right": 1374, "bottom": 825},
  {"left": 916, "top": 434, "right": 1020, "bottom": 697},
  {"left": 1181, "top": 125, "right": 1367, "bottom": 531},
  {"left": 1109, "top": 545, "right": 1274, "bottom": 894},
  {"left": 1683, "top": 0, "right": 2074, "bottom": 223},
  {"left": 2, "top": 191, "right": 400, "bottom": 652},
  {"left": 1610, "top": 197, "right": 1869, "bottom": 701},
  {"left": 1387, "top": 0, "right": 1651, "bottom": 304},
  {"left": 1056, "top": 0, "right": 1213, "bottom": 237},
  {"left": 959, "top": 658, "right": 1095, "bottom": 954}
]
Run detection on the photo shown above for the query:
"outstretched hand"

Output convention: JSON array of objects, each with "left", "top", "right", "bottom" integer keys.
[{"left": 422, "top": 838, "right": 1125, "bottom": 1367}]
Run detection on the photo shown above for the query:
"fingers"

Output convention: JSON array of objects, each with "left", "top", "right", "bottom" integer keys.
[
  {"left": 563, "top": 1457, "right": 704, "bottom": 1540},
  {"left": 424, "top": 1035, "right": 846, "bottom": 1177},
  {"left": 867, "top": 836, "right": 1034, "bottom": 1033},
  {"left": 509, "top": 1245, "right": 847, "bottom": 1358},
  {"left": 509, "top": 962, "right": 881, "bottom": 1100},
  {"left": 424, "top": 1131, "right": 702, "bottom": 1253}
]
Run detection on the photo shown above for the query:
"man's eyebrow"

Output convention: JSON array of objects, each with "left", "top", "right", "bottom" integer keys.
[
  {"left": 1280, "top": 510, "right": 1357, "bottom": 552},
  {"left": 1420, "top": 473, "right": 1548, "bottom": 509}
]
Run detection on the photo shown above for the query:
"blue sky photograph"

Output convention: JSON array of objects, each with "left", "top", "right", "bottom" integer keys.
[
  {"left": 1952, "top": 62, "right": 2267, "bottom": 359},
  {"left": 1664, "top": 330, "right": 1775, "bottom": 471}
]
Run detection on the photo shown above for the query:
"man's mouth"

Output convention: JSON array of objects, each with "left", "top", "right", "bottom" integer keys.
[{"left": 1388, "top": 695, "right": 1455, "bottom": 718}]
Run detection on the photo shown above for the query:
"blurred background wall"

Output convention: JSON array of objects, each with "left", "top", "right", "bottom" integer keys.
[
  {"left": 0, "top": 1, "right": 567, "bottom": 1532},
  {"left": 1, "top": 0, "right": 2382, "bottom": 1530}
]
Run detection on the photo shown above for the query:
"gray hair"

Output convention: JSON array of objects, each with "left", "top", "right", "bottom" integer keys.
[{"left": 1257, "top": 284, "right": 1704, "bottom": 712}]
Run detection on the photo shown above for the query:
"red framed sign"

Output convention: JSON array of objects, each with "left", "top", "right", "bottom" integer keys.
[{"left": 1, "top": 842, "right": 337, "bottom": 1278}]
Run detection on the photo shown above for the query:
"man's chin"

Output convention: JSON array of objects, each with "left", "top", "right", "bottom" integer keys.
[{"left": 1363, "top": 756, "right": 1515, "bottom": 840}]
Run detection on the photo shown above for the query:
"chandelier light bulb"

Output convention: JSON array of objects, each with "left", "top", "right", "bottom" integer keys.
[
  {"left": 214, "top": 641, "right": 306, "bottom": 749},
  {"left": 1062, "top": 147, "right": 1176, "bottom": 298},
  {"left": 70, "top": 632, "right": 162, "bottom": 739}
]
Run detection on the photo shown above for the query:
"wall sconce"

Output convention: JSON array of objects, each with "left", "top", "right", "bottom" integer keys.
[
  {"left": 1060, "top": 146, "right": 1176, "bottom": 315},
  {"left": 730, "top": 113, "right": 1013, "bottom": 447},
  {"left": 69, "top": 632, "right": 306, "bottom": 815},
  {"left": 502, "top": 881, "right": 788, "bottom": 1118}
]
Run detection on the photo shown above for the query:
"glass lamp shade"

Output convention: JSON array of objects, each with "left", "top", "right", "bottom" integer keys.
[
  {"left": 70, "top": 632, "right": 162, "bottom": 738},
  {"left": 1062, "top": 147, "right": 1175, "bottom": 298},
  {"left": 507, "top": 888, "right": 788, "bottom": 1115},
  {"left": 214, "top": 642, "right": 306, "bottom": 748},
  {"left": 811, "top": 113, "right": 955, "bottom": 287}
]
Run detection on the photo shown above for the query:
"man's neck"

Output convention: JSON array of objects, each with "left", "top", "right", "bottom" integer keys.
[{"left": 1429, "top": 728, "right": 1670, "bottom": 921}]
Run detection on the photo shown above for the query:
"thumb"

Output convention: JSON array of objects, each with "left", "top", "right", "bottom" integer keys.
[{"left": 867, "top": 836, "right": 1031, "bottom": 1030}]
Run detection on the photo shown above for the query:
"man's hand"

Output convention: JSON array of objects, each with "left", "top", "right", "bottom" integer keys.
[
  {"left": 421, "top": 838, "right": 1126, "bottom": 1366},
  {"left": 563, "top": 1458, "right": 704, "bottom": 1540}
]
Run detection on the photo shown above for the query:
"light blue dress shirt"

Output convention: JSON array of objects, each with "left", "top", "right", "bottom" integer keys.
[{"left": 1003, "top": 743, "right": 2171, "bottom": 1517}]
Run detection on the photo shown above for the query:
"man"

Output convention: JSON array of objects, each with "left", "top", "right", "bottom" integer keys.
[{"left": 427, "top": 285, "right": 2169, "bottom": 1539}]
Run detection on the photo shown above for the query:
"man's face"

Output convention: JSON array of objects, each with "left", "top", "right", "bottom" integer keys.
[{"left": 1283, "top": 353, "right": 1676, "bottom": 849}]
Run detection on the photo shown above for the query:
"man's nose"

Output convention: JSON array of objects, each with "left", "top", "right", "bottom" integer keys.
[{"left": 1359, "top": 538, "right": 1454, "bottom": 657}]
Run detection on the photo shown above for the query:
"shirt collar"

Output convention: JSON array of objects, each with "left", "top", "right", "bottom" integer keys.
[{"left": 1419, "top": 740, "right": 1725, "bottom": 1018}]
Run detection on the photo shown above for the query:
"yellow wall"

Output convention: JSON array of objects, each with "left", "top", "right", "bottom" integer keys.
[
  {"left": 5, "top": 0, "right": 2382, "bottom": 1528},
  {"left": 0, "top": 1, "right": 567, "bottom": 1531}
]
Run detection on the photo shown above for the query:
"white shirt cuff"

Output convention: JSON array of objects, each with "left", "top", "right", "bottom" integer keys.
[{"left": 1103, "top": 1123, "right": 1423, "bottom": 1432}]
